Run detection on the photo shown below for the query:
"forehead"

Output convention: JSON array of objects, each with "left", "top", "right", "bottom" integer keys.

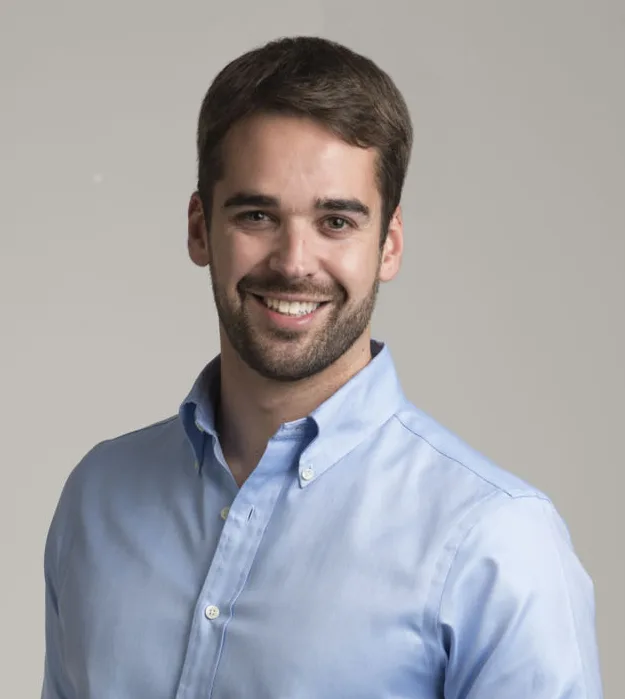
[{"left": 215, "top": 114, "right": 380, "bottom": 210}]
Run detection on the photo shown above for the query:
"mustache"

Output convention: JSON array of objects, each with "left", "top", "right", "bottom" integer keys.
[{"left": 238, "top": 273, "right": 345, "bottom": 300}]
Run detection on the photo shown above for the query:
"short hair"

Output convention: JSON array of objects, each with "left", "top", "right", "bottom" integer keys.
[{"left": 196, "top": 36, "right": 413, "bottom": 240}]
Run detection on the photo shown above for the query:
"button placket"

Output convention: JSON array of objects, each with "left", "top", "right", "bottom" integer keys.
[{"left": 175, "top": 444, "right": 297, "bottom": 696}]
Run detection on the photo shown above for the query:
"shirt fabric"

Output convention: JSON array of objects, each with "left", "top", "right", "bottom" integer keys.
[{"left": 41, "top": 341, "right": 603, "bottom": 699}]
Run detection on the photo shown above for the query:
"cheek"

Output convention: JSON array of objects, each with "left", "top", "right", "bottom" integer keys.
[
  {"left": 326, "top": 245, "right": 380, "bottom": 298},
  {"left": 212, "top": 236, "right": 260, "bottom": 287}
]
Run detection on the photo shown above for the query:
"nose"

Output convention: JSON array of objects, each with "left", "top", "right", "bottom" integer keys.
[{"left": 268, "top": 224, "right": 318, "bottom": 279}]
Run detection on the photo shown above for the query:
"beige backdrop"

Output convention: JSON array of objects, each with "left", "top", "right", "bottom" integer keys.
[{"left": 1, "top": 1, "right": 623, "bottom": 696}]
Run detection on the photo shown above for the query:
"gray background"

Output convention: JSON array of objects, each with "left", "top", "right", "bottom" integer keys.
[{"left": 1, "top": 1, "right": 623, "bottom": 696}]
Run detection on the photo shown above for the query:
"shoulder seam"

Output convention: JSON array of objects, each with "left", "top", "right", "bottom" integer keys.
[
  {"left": 541, "top": 500, "right": 590, "bottom": 697},
  {"left": 392, "top": 412, "right": 546, "bottom": 500},
  {"left": 98, "top": 414, "right": 179, "bottom": 446}
]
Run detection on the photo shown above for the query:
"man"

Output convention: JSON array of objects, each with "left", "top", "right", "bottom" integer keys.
[{"left": 41, "top": 36, "right": 603, "bottom": 698}]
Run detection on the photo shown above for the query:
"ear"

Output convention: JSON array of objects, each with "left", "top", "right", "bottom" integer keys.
[
  {"left": 378, "top": 205, "right": 404, "bottom": 282},
  {"left": 188, "top": 192, "right": 211, "bottom": 267}
]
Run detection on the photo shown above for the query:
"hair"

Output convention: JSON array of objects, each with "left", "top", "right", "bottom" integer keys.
[{"left": 196, "top": 36, "right": 413, "bottom": 242}]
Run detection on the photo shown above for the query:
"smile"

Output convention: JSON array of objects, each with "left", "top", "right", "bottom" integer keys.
[{"left": 255, "top": 295, "right": 326, "bottom": 317}]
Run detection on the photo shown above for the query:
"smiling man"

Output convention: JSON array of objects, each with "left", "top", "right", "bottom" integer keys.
[{"left": 41, "top": 37, "right": 603, "bottom": 699}]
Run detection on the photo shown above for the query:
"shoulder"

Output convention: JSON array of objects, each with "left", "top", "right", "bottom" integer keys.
[
  {"left": 392, "top": 399, "right": 546, "bottom": 500},
  {"left": 386, "top": 406, "right": 600, "bottom": 692},
  {"left": 45, "top": 415, "right": 188, "bottom": 557},
  {"left": 387, "top": 400, "right": 575, "bottom": 569},
  {"left": 66, "top": 414, "right": 186, "bottom": 487}
]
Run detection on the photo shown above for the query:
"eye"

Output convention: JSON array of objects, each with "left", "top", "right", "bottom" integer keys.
[
  {"left": 233, "top": 210, "right": 277, "bottom": 230},
  {"left": 237, "top": 210, "right": 270, "bottom": 223},
  {"left": 324, "top": 216, "right": 352, "bottom": 232}
]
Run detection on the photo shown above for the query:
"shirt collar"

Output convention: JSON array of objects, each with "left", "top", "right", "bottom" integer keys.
[
  {"left": 178, "top": 355, "right": 221, "bottom": 470},
  {"left": 179, "top": 340, "right": 405, "bottom": 482}
]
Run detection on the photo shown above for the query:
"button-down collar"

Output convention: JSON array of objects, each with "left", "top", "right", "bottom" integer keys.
[{"left": 179, "top": 340, "right": 405, "bottom": 483}]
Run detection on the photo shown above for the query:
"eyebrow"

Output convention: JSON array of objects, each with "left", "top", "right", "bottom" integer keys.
[
  {"left": 222, "top": 192, "right": 280, "bottom": 209},
  {"left": 316, "top": 198, "right": 370, "bottom": 220},
  {"left": 222, "top": 191, "right": 371, "bottom": 220}
]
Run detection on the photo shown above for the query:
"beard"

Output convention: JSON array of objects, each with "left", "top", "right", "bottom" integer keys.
[{"left": 209, "top": 266, "right": 380, "bottom": 382}]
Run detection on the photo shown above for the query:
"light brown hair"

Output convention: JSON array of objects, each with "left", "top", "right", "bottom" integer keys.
[{"left": 196, "top": 36, "right": 413, "bottom": 241}]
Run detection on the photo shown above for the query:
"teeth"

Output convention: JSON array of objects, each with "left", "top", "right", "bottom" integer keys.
[{"left": 262, "top": 297, "right": 321, "bottom": 316}]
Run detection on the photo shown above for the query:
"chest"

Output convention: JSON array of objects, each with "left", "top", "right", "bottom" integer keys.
[{"left": 60, "top": 465, "right": 444, "bottom": 698}]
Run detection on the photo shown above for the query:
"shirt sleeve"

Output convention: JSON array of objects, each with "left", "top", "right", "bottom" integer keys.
[
  {"left": 438, "top": 494, "right": 603, "bottom": 699},
  {"left": 41, "top": 486, "right": 75, "bottom": 699}
]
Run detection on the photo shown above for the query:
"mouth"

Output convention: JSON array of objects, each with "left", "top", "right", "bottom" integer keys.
[{"left": 250, "top": 294, "right": 330, "bottom": 318}]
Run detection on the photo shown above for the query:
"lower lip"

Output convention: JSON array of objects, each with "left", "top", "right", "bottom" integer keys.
[{"left": 250, "top": 295, "right": 328, "bottom": 330}]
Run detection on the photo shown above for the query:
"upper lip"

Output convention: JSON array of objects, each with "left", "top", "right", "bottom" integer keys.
[{"left": 248, "top": 292, "right": 331, "bottom": 303}]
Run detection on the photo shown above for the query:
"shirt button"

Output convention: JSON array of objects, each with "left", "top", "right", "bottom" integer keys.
[
  {"left": 220, "top": 506, "right": 230, "bottom": 521},
  {"left": 301, "top": 466, "right": 315, "bottom": 481},
  {"left": 204, "top": 605, "right": 220, "bottom": 620}
]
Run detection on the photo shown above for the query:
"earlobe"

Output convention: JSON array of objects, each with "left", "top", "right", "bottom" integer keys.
[
  {"left": 378, "top": 206, "right": 404, "bottom": 282},
  {"left": 188, "top": 192, "right": 211, "bottom": 267}
]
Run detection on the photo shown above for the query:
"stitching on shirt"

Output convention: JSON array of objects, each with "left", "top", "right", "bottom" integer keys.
[
  {"left": 541, "top": 500, "right": 590, "bottom": 697},
  {"left": 420, "top": 489, "right": 502, "bottom": 677},
  {"left": 432, "top": 493, "right": 518, "bottom": 689},
  {"left": 392, "top": 413, "right": 547, "bottom": 500},
  {"left": 433, "top": 495, "right": 590, "bottom": 696},
  {"left": 55, "top": 417, "right": 181, "bottom": 601},
  {"left": 53, "top": 445, "right": 104, "bottom": 604},
  {"left": 98, "top": 414, "right": 180, "bottom": 445}
]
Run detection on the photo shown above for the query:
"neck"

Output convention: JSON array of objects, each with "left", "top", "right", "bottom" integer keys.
[{"left": 217, "top": 332, "right": 372, "bottom": 485}]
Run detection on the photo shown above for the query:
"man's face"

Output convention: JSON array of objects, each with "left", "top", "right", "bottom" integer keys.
[{"left": 188, "top": 113, "right": 403, "bottom": 382}]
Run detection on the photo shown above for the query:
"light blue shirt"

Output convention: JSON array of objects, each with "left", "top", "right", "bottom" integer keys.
[{"left": 42, "top": 341, "right": 603, "bottom": 698}]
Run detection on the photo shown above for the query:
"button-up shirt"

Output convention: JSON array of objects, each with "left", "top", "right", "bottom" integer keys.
[{"left": 41, "top": 341, "right": 603, "bottom": 698}]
